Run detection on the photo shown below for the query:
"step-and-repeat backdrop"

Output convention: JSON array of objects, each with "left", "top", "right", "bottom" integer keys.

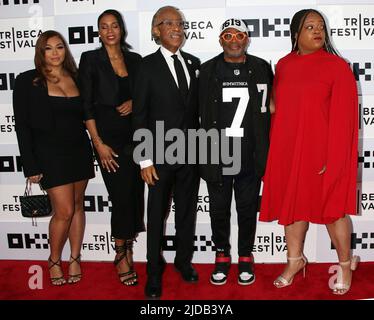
[{"left": 0, "top": 0, "right": 373, "bottom": 264}]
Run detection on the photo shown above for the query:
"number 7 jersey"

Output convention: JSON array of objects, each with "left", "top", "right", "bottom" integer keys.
[{"left": 198, "top": 53, "right": 273, "bottom": 182}]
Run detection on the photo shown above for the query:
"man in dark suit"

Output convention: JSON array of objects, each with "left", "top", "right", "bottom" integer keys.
[{"left": 132, "top": 6, "right": 200, "bottom": 299}]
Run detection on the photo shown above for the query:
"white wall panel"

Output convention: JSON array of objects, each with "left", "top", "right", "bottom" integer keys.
[{"left": 0, "top": 0, "right": 372, "bottom": 264}]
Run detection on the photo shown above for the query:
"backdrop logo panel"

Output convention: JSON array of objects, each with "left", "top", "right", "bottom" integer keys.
[
  {"left": 318, "top": 5, "right": 374, "bottom": 50},
  {"left": 0, "top": 60, "right": 34, "bottom": 103},
  {"left": 316, "top": 220, "right": 374, "bottom": 262},
  {"left": 342, "top": 50, "right": 374, "bottom": 96},
  {"left": 84, "top": 194, "right": 111, "bottom": 214},
  {"left": 138, "top": 8, "right": 225, "bottom": 56},
  {"left": 359, "top": 95, "right": 374, "bottom": 138},
  {"left": 249, "top": 51, "right": 288, "bottom": 73},
  {"left": 0, "top": 0, "right": 54, "bottom": 19},
  {"left": 358, "top": 138, "right": 374, "bottom": 182},
  {"left": 7, "top": 232, "right": 49, "bottom": 249},
  {"left": 54, "top": 0, "right": 137, "bottom": 15},
  {"left": 254, "top": 222, "right": 317, "bottom": 262},
  {"left": 0, "top": 104, "right": 16, "bottom": 144},
  {"left": 225, "top": 6, "right": 310, "bottom": 52},
  {"left": 0, "top": 17, "right": 54, "bottom": 60},
  {"left": 0, "top": 184, "right": 50, "bottom": 219},
  {"left": 0, "top": 144, "right": 26, "bottom": 185},
  {"left": 357, "top": 182, "right": 374, "bottom": 216},
  {"left": 83, "top": 183, "right": 113, "bottom": 215},
  {"left": 55, "top": 11, "right": 139, "bottom": 58}
]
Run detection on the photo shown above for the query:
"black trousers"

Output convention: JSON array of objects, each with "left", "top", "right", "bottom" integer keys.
[
  {"left": 207, "top": 170, "right": 260, "bottom": 256},
  {"left": 146, "top": 164, "right": 199, "bottom": 276},
  {"left": 94, "top": 134, "right": 145, "bottom": 240}
]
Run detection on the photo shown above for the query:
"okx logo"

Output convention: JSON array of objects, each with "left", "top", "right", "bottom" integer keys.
[
  {"left": 8, "top": 233, "right": 49, "bottom": 249},
  {"left": 243, "top": 18, "right": 290, "bottom": 37},
  {"left": 359, "top": 150, "right": 374, "bottom": 169},
  {"left": 350, "top": 61, "right": 373, "bottom": 82},
  {"left": 0, "top": 0, "right": 39, "bottom": 5},
  {"left": 331, "top": 232, "right": 374, "bottom": 250},
  {"left": 352, "top": 232, "right": 374, "bottom": 250},
  {"left": 162, "top": 235, "right": 215, "bottom": 252},
  {"left": 68, "top": 25, "right": 99, "bottom": 45},
  {"left": 0, "top": 72, "right": 16, "bottom": 91}
]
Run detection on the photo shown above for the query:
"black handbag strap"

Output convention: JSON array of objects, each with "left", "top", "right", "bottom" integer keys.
[{"left": 24, "top": 179, "right": 46, "bottom": 196}]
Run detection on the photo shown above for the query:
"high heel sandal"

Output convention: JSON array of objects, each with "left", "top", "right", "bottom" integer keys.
[
  {"left": 126, "top": 239, "right": 138, "bottom": 280},
  {"left": 273, "top": 254, "right": 308, "bottom": 288},
  {"left": 48, "top": 257, "right": 66, "bottom": 286},
  {"left": 114, "top": 244, "right": 138, "bottom": 286},
  {"left": 68, "top": 254, "right": 82, "bottom": 284},
  {"left": 332, "top": 255, "right": 360, "bottom": 295}
]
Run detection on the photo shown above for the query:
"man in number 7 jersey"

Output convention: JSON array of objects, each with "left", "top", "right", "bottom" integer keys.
[{"left": 199, "top": 18, "right": 273, "bottom": 286}]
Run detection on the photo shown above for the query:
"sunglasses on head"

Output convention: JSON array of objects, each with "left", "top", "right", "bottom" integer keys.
[{"left": 220, "top": 32, "right": 247, "bottom": 42}]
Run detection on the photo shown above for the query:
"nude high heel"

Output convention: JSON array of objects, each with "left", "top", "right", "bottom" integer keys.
[
  {"left": 332, "top": 255, "right": 359, "bottom": 295},
  {"left": 273, "top": 254, "right": 308, "bottom": 288}
]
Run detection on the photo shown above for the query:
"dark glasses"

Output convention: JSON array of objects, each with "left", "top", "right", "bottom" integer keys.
[{"left": 220, "top": 32, "right": 247, "bottom": 42}]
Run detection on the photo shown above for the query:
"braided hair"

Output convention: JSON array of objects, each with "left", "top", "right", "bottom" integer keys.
[{"left": 290, "top": 9, "right": 339, "bottom": 56}]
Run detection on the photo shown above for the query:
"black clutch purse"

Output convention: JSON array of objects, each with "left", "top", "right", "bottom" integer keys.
[{"left": 20, "top": 179, "right": 52, "bottom": 226}]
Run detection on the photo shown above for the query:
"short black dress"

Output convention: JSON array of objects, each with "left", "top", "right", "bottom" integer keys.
[
  {"left": 92, "top": 75, "right": 145, "bottom": 240},
  {"left": 35, "top": 96, "right": 95, "bottom": 189}
]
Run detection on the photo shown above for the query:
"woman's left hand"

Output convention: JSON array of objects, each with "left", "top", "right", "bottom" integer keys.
[{"left": 116, "top": 100, "right": 132, "bottom": 116}]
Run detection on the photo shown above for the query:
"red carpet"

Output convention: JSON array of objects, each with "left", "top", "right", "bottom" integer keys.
[{"left": 0, "top": 260, "right": 373, "bottom": 300}]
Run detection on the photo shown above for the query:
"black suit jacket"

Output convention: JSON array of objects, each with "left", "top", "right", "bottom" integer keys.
[
  {"left": 13, "top": 69, "right": 55, "bottom": 177},
  {"left": 132, "top": 48, "right": 200, "bottom": 168},
  {"left": 78, "top": 47, "right": 142, "bottom": 121}
]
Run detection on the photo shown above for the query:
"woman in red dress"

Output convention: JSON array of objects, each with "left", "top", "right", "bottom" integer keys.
[{"left": 260, "top": 9, "right": 359, "bottom": 295}]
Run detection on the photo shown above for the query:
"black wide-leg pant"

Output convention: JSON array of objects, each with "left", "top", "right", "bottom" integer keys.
[{"left": 207, "top": 170, "right": 260, "bottom": 256}]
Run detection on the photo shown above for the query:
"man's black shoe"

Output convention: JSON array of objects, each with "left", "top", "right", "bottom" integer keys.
[
  {"left": 174, "top": 264, "right": 199, "bottom": 283},
  {"left": 144, "top": 276, "right": 162, "bottom": 299}
]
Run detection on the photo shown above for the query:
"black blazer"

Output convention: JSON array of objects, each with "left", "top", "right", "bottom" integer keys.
[
  {"left": 132, "top": 48, "right": 200, "bottom": 167},
  {"left": 78, "top": 47, "right": 142, "bottom": 121},
  {"left": 13, "top": 69, "right": 55, "bottom": 177}
]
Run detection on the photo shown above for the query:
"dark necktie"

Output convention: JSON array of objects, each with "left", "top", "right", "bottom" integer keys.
[{"left": 172, "top": 54, "right": 188, "bottom": 101}]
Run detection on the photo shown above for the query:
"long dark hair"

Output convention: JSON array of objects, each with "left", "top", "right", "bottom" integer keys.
[
  {"left": 33, "top": 30, "right": 77, "bottom": 85},
  {"left": 97, "top": 9, "right": 132, "bottom": 51},
  {"left": 290, "top": 9, "right": 339, "bottom": 56}
]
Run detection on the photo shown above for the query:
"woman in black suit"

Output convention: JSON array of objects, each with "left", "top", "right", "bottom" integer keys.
[
  {"left": 13, "top": 30, "right": 95, "bottom": 286},
  {"left": 78, "top": 9, "right": 144, "bottom": 286}
]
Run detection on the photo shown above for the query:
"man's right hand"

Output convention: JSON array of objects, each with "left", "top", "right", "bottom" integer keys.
[{"left": 141, "top": 165, "right": 159, "bottom": 186}]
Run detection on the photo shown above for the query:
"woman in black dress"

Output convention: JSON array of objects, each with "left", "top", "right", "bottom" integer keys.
[
  {"left": 78, "top": 9, "right": 144, "bottom": 286},
  {"left": 13, "top": 30, "right": 95, "bottom": 286}
]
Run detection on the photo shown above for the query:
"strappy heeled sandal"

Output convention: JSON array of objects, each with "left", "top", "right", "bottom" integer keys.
[
  {"left": 332, "top": 255, "right": 359, "bottom": 295},
  {"left": 48, "top": 256, "right": 66, "bottom": 286},
  {"left": 114, "top": 244, "right": 138, "bottom": 286},
  {"left": 274, "top": 254, "right": 308, "bottom": 288},
  {"left": 126, "top": 239, "right": 138, "bottom": 280},
  {"left": 68, "top": 254, "right": 82, "bottom": 284}
]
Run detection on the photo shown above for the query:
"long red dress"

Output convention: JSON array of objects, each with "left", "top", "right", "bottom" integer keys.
[{"left": 259, "top": 48, "right": 358, "bottom": 225}]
